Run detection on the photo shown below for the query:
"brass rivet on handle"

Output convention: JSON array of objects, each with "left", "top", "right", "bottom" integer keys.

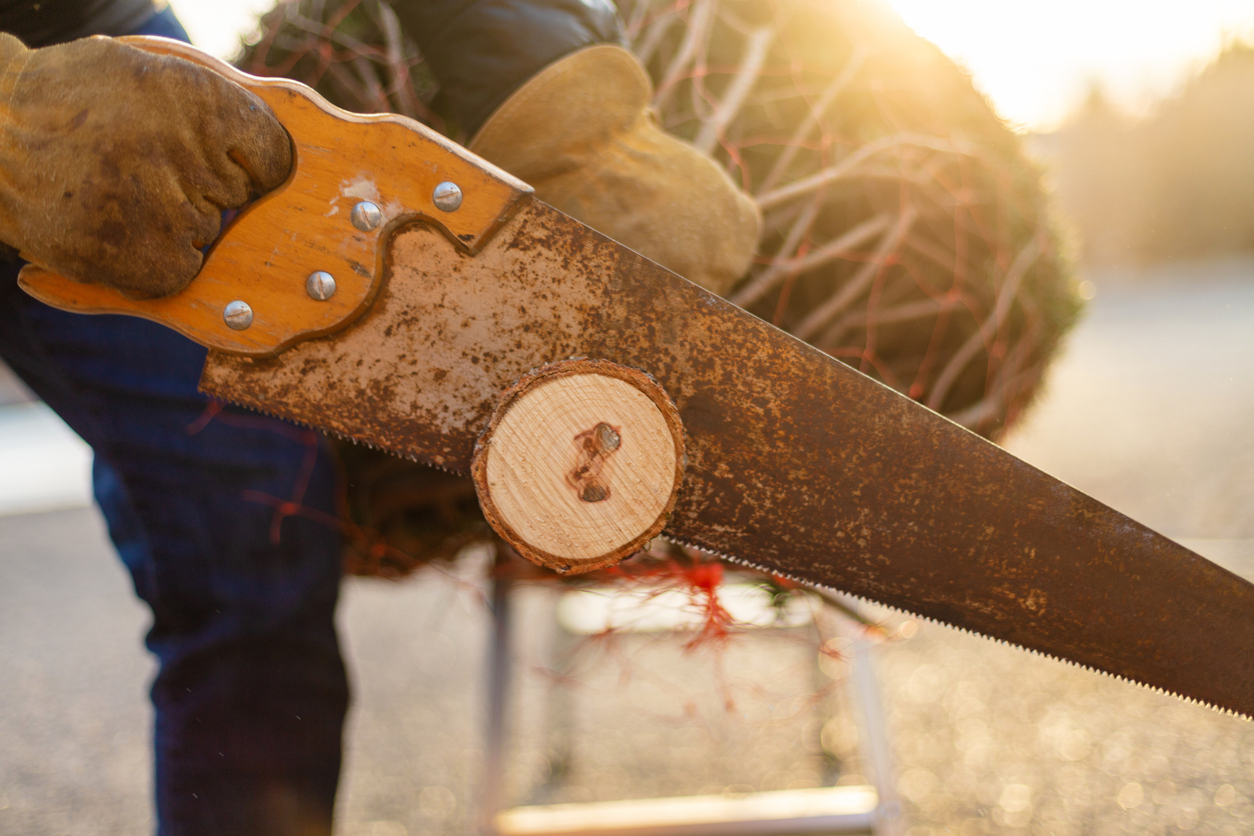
[
  {"left": 306, "top": 271, "right": 337, "bottom": 301},
  {"left": 223, "top": 300, "right": 254, "bottom": 330},
  {"left": 350, "top": 201, "right": 382, "bottom": 231},
  {"left": 433, "top": 181, "right": 463, "bottom": 212}
]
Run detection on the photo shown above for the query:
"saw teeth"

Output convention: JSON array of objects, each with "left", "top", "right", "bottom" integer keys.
[
  {"left": 662, "top": 534, "right": 1253, "bottom": 722},
  {"left": 200, "top": 393, "right": 1254, "bottom": 722},
  {"left": 201, "top": 391, "right": 470, "bottom": 477}
]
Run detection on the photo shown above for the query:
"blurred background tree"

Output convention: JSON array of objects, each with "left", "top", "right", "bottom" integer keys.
[{"left": 1046, "top": 40, "right": 1254, "bottom": 267}]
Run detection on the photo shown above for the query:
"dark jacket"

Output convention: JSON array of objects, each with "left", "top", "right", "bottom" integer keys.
[
  {"left": 395, "top": 0, "right": 624, "bottom": 135},
  {"left": 1, "top": 0, "right": 623, "bottom": 138},
  {"left": 0, "top": 0, "right": 155, "bottom": 46}
]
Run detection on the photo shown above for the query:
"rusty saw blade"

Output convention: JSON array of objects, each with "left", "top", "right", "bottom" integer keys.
[
  {"left": 198, "top": 200, "right": 1254, "bottom": 717},
  {"left": 17, "top": 37, "right": 1254, "bottom": 718}
]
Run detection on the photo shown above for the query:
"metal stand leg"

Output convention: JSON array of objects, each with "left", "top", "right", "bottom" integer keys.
[
  {"left": 480, "top": 557, "right": 514, "bottom": 836},
  {"left": 484, "top": 583, "right": 902, "bottom": 836},
  {"left": 848, "top": 630, "right": 905, "bottom": 836}
]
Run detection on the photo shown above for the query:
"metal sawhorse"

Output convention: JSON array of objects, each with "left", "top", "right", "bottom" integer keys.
[{"left": 478, "top": 570, "right": 905, "bottom": 836}]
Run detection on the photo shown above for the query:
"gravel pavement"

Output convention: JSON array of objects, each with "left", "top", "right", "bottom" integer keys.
[{"left": 2, "top": 259, "right": 1253, "bottom": 835}]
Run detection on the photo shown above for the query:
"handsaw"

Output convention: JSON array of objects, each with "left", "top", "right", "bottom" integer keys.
[{"left": 19, "top": 37, "right": 1254, "bottom": 718}]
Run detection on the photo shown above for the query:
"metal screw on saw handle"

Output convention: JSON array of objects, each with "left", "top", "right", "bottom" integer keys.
[
  {"left": 223, "top": 300, "right": 254, "bottom": 330},
  {"left": 306, "top": 271, "right": 337, "bottom": 301},
  {"left": 433, "top": 182, "right": 463, "bottom": 212},
  {"left": 350, "top": 201, "right": 383, "bottom": 231}
]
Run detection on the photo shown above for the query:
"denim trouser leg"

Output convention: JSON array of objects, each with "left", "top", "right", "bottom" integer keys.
[{"left": 0, "top": 10, "right": 349, "bottom": 834}]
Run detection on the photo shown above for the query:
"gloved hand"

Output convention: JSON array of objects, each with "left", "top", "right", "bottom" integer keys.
[
  {"left": 0, "top": 34, "right": 293, "bottom": 299},
  {"left": 469, "top": 44, "right": 760, "bottom": 297}
]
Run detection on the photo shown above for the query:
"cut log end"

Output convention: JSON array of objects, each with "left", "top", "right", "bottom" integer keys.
[{"left": 471, "top": 359, "right": 686, "bottom": 574}]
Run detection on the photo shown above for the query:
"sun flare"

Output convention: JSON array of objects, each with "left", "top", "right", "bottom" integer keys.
[{"left": 883, "top": 0, "right": 1254, "bottom": 130}]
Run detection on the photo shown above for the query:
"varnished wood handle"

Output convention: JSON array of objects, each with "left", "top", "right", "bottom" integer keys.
[{"left": 17, "top": 36, "right": 532, "bottom": 357}]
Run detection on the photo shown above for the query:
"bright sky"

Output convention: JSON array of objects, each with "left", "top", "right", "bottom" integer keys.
[
  {"left": 884, "top": 0, "right": 1254, "bottom": 130},
  {"left": 167, "top": 0, "right": 1254, "bottom": 132},
  {"left": 164, "top": 0, "right": 273, "bottom": 59}
]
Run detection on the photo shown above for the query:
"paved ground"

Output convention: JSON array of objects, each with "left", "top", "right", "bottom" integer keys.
[
  {"left": 0, "top": 360, "right": 32, "bottom": 406},
  {"left": 2, "top": 258, "right": 1253, "bottom": 835}
]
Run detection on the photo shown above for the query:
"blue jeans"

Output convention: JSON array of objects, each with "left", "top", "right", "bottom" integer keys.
[{"left": 0, "top": 9, "right": 349, "bottom": 834}]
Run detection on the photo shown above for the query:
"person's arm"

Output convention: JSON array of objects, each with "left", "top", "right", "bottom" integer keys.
[
  {"left": 392, "top": 0, "right": 624, "bottom": 137},
  {"left": 0, "top": 34, "right": 292, "bottom": 298},
  {"left": 395, "top": 0, "right": 760, "bottom": 295}
]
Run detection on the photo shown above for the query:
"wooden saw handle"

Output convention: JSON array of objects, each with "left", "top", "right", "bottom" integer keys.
[{"left": 17, "top": 36, "right": 532, "bottom": 357}]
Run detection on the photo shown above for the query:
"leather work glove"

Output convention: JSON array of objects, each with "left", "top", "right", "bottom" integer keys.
[
  {"left": 469, "top": 44, "right": 761, "bottom": 297},
  {"left": 0, "top": 34, "right": 293, "bottom": 299}
]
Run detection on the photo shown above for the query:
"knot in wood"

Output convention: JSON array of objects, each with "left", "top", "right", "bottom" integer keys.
[{"left": 568, "top": 422, "right": 622, "bottom": 503}]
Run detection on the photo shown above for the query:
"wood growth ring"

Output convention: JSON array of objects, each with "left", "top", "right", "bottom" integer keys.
[{"left": 471, "top": 359, "right": 686, "bottom": 574}]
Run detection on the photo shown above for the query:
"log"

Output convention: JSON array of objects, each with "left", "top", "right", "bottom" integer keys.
[{"left": 471, "top": 359, "right": 686, "bottom": 574}]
